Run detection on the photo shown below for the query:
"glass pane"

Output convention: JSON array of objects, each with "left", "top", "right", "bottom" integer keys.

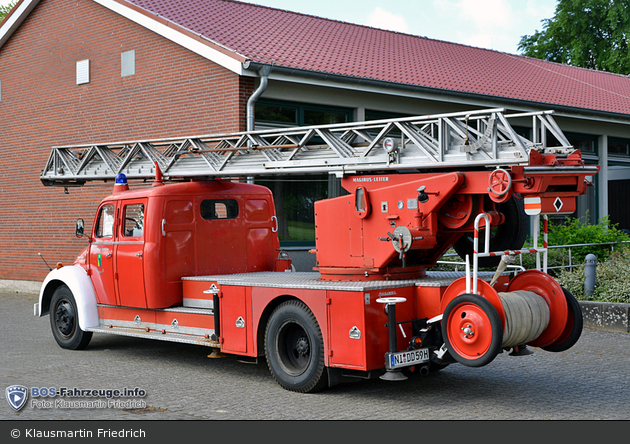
[
  {"left": 304, "top": 109, "right": 348, "bottom": 125},
  {"left": 255, "top": 104, "right": 298, "bottom": 124},
  {"left": 95, "top": 204, "right": 115, "bottom": 238},
  {"left": 256, "top": 176, "right": 327, "bottom": 242},
  {"left": 608, "top": 140, "right": 629, "bottom": 156},
  {"left": 123, "top": 204, "right": 144, "bottom": 237},
  {"left": 568, "top": 137, "right": 595, "bottom": 153},
  {"left": 355, "top": 187, "right": 367, "bottom": 212},
  {"left": 200, "top": 199, "right": 239, "bottom": 220}
]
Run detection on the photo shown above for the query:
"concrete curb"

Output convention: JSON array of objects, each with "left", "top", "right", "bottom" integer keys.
[
  {"left": 0, "top": 279, "right": 41, "bottom": 295},
  {"left": 579, "top": 301, "right": 630, "bottom": 334},
  {"left": 2, "top": 280, "right": 628, "bottom": 334}
]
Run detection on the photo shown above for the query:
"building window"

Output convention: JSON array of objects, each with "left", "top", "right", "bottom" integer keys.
[
  {"left": 608, "top": 138, "right": 630, "bottom": 157},
  {"left": 365, "top": 110, "right": 412, "bottom": 120},
  {"left": 256, "top": 176, "right": 329, "bottom": 244},
  {"left": 566, "top": 133, "right": 597, "bottom": 155},
  {"left": 121, "top": 50, "right": 135, "bottom": 77},
  {"left": 255, "top": 100, "right": 353, "bottom": 128},
  {"left": 76, "top": 59, "right": 90, "bottom": 85},
  {"left": 254, "top": 100, "right": 353, "bottom": 246}
]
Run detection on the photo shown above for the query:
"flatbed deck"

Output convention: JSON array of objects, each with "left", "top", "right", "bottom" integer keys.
[{"left": 182, "top": 270, "right": 498, "bottom": 291}]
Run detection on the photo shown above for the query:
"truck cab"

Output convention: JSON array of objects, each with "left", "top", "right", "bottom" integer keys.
[{"left": 76, "top": 175, "right": 284, "bottom": 310}]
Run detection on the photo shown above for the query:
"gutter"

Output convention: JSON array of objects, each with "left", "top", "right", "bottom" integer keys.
[{"left": 264, "top": 64, "right": 630, "bottom": 126}]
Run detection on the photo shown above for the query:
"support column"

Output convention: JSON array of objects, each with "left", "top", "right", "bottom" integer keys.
[{"left": 598, "top": 134, "right": 608, "bottom": 222}]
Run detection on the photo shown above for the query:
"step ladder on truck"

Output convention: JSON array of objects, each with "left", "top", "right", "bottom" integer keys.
[{"left": 35, "top": 108, "right": 599, "bottom": 392}]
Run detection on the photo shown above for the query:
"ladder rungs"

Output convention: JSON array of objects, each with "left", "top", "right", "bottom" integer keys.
[{"left": 40, "top": 108, "right": 574, "bottom": 185}]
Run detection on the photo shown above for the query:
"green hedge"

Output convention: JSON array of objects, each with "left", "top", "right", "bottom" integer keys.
[
  {"left": 555, "top": 250, "right": 630, "bottom": 303},
  {"left": 519, "top": 215, "right": 630, "bottom": 272}
]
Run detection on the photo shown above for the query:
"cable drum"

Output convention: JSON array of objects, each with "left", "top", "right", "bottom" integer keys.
[{"left": 498, "top": 290, "right": 550, "bottom": 348}]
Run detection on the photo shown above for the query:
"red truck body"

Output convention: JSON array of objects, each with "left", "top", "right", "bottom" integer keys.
[{"left": 35, "top": 110, "right": 597, "bottom": 392}]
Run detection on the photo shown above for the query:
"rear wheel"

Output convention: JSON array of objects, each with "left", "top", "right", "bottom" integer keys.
[
  {"left": 442, "top": 294, "right": 503, "bottom": 367},
  {"left": 265, "top": 300, "right": 327, "bottom": 393},
  {"left": 49, "top": 285, "right": 92, "bottom": 350},
  {"left": 542, "top": 287, "right": 583, "bottom": 353}
]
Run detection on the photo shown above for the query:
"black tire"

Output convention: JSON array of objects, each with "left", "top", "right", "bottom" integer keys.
[
  {"left": 453, "top": 196, "right": 528, "bottom": 268},
  {"left": 264, "top": 300, "right": 327, "bottom": 393},
  {"left": 49, "top": 285, "right": 92, "bottom": 350},
  {"left": 542, "top": 287, "right": 583, "bottom": 353},
  {"left": 441, "top": 294, "right": 503, "bottom": 368}
]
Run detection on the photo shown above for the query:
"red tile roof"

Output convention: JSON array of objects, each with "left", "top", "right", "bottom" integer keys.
[{"left": 126, "top": 0, "right": 630, "bottom": 116}]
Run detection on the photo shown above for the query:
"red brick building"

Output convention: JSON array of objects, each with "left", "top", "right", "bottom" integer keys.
[{"left": 2, "top": 0, "right": 630, "bottom": 290}]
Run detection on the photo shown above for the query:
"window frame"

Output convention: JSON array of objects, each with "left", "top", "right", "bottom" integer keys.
[{"left": 255, "top": 99, "right": 353, "bottom": 128}]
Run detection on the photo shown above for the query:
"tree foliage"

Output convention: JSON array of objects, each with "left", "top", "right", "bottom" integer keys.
[
  {"left": 1, "top": 2, "right": 17, "bottom": 22},
  {"left": 518, "top": 0, "right": 630, "bottom": 74}
]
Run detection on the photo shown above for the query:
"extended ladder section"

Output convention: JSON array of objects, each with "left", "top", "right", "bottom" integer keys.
[{"left": 40, "top": 108, "right": 574, "bottom": 186}]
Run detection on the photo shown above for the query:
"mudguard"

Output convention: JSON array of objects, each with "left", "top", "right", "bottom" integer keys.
[{"left": 36, "top": 265, "right": 99, "bottom": 330}]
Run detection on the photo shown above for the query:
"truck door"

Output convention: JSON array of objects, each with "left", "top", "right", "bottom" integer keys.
[
  {"left": 115, "top": 199, "right": 147, "bottom": 308},
  {"left": 89, "top": 203, "right": 118, "bottom": 305}
]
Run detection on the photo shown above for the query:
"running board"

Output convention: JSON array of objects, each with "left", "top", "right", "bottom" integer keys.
[
  {"left": 85, "top": 325, "right": 221, "bottom": 348},
  {"left": 91, "top": 304, "right": 219, "bottom": 347}
]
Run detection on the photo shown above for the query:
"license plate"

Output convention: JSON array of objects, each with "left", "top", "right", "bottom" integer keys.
[{"left": 385, "top": 348, "right": 430, "bottom": 370}]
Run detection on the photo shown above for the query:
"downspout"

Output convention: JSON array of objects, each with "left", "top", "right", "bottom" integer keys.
[
  {"left": 243, "top": 61, "right": 272, "bottom": 183},
  {"left": 244, "top": 61, "right": 272, "bottom": 133}
]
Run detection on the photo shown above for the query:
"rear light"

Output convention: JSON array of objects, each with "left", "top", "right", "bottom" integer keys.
[{"left": 411, "top": 336, "right": 423, "bottom": 349}]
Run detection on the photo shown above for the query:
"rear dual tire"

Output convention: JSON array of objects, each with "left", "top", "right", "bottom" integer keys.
[{"left": 265, "top": 300, "right": 327, "bottom": 393}]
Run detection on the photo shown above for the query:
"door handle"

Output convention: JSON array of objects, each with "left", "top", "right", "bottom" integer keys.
[{"left": 136, "top": 252, "right": 143, "bottom": 258}]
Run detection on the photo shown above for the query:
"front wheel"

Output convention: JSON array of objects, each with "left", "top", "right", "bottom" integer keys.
[
  {"left": 49, "top": 285, "right": 92, "bottom": 350},
  {"left": 264, "top": 300, "right": 327, "bottom": 393}
]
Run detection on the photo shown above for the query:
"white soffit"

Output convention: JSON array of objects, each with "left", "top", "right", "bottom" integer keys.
[{"left": 0, "top": 0, "right": 41, "bottom": 49}]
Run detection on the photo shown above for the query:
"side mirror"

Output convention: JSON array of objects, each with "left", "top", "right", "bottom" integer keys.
[{"left": 76, "top": 219, "right": 85, "bottom": 238}]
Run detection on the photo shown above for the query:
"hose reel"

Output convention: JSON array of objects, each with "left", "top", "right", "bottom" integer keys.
[
  {"left": 497, "top": 290, "right": 549, "bottom": 348},
  {"left": 440, "top": 270, "right": 571, "bottom": 368}
]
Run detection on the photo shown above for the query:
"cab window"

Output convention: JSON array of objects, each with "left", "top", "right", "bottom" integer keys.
[
  {"left": 200, "top": 199, "right": 239, "bottom": 220},
  {"left": 95, "top": 204, "right": 116, "bottom": 238},
  {"left": 123, "top": 204, "right": 145, "bottom": 237}
]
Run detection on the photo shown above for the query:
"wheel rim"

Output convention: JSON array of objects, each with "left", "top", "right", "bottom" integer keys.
[
  {"left": 275, "top": 319, "right": 312, "bottom": 377},
  {"left": 54, "top": 299, "right": 76, "bottom": 338},
  {"left": 446, "top": 302, "right": 494, "bottom": 359}
]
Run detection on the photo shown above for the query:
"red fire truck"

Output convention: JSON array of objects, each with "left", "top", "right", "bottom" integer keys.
[{"left": 35, "top": 108, "right": 597, "bottom": 392}]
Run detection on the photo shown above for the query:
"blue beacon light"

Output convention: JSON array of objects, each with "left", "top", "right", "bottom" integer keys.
[{"left": 114, "top": 173, "right": 129, "bottom": 193}]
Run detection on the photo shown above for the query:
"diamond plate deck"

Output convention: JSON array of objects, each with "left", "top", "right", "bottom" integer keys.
[{"left": 182, "top": 271, "right": 497, "bottom": 291}]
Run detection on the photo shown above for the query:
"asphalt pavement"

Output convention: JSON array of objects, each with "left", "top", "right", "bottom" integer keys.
[{"left": 1, "top": 290, "right": 629, "bottom": 422}]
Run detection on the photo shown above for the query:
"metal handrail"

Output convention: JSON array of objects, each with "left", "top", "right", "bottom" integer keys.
[
  {"left": 440, "top": 239, "right": 630, "bottom": 273},
  {"left": 528, "top": 240, "right": 630, "bottom": 271}
]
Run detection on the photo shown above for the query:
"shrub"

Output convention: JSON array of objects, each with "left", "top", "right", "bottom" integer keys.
[
  {"left": 520, "top": 215, "right": 630, "bottom": 272},
  {"left": 556, "top": 250, "right": 630, "bottom": 303}
]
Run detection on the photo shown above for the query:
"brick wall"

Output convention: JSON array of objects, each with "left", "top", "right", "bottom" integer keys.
[{"left": 0, "top": 0, "right": 254, "bottom": 281}]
